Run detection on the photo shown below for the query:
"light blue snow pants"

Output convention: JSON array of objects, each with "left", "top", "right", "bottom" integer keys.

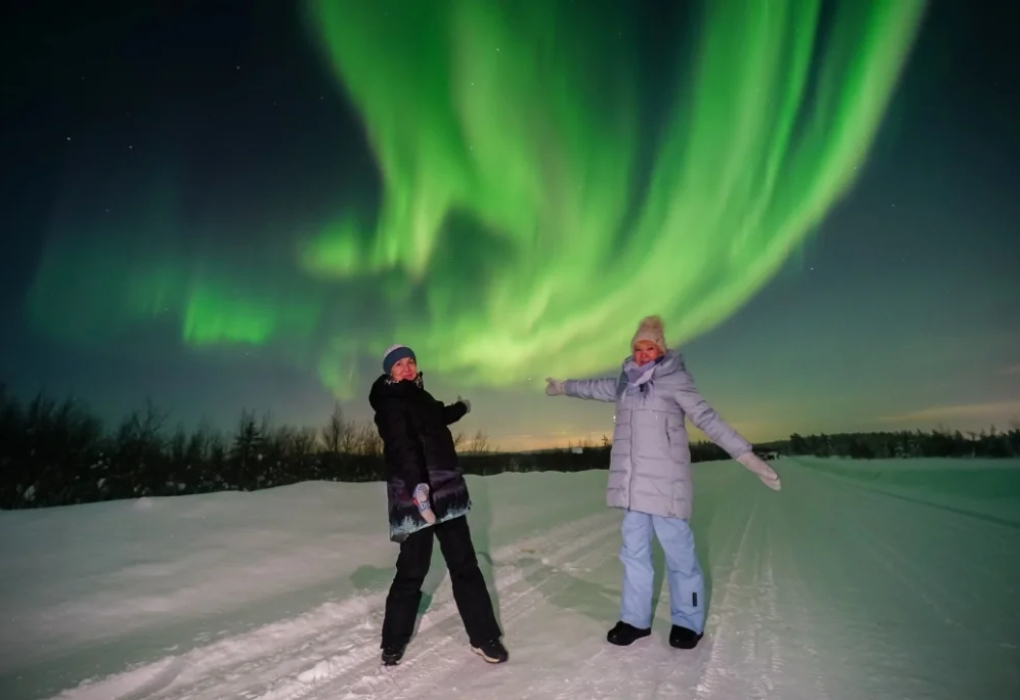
[{"left": 619, "top": 509, "right": 705, "bottom": 633}]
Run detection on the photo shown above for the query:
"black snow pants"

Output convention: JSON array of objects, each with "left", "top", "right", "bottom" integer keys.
[{"left": 381, "top": 515, "right": 501, "bottom": 648}]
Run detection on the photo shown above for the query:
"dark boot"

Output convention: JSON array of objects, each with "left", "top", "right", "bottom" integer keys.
[
  {"left": 607, "top": 621, "right": 651, "bottom": 646},
  {"left": 381, "top": 642, "right": 406, "bottom": 666},
  {"left": 472, "top": 638, "right": 509, "bottom": 664},
  {"left": 669, "top": 624, "right": 704, "bottom": 649}
]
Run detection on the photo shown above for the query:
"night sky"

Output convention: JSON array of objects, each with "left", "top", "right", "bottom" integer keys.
[{"left": 2, "top": 1, "right": 1018, "bottom": 452}]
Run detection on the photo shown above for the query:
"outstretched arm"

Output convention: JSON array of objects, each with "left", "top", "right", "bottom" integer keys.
[
  {"left": 554, "top": 376, "right": 619, "bottom": 402},
  {"left": 442, "top": 400, "right": 468, "bottom": 425},
  {"left": 673, "top": 370, "right": 752, "bottom": 458},
  {"left": 374, "top": 403, "right": 426, "bottom": 489},
  {"left": 673, "top": 370, "right": 781, "bottom": 489}
]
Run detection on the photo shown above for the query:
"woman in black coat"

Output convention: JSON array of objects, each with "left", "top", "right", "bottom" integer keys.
[{"left": 368, "top": 344, "right": 508, "bottom": 667}]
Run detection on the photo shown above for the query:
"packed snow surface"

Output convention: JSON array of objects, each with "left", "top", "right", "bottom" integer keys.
[{"left": 1, "top": 457, "right": 1018, "bottom": 700}]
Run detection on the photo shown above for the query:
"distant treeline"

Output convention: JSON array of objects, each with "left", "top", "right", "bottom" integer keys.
[
  {"left": 1, "top": 384, "right": 1017, "bottom": 510},
  {"left": 759, "top": 427, "right": 1020, "bottom": 460}
]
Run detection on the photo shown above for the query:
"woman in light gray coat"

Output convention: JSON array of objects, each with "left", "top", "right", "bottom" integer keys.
[{"left": 545, "top": 315, "right": 781, "bottom": 649}]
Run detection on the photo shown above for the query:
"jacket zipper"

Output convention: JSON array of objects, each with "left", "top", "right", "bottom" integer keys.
[
  {"left": 409, "top": 407, "right": 430, "bottom": 484},
  {"left": 627, "top": 390, "right": 637, "bottom": 510},
  {"left": 418, "top": 434, "right": 429, "bottom": 472}
]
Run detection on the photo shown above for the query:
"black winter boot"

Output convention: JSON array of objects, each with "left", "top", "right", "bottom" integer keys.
[
  {"left": 381, "top": 641, "right": 406, "bottom": 666},
  {"left": 607, "top": 621, "right": 652, "bottom": 646},
  {"left": 669, "top": 625, "right": 703, "bottom": 649},
  {"left": 472, "top": 638, "right": 509, "bottom": 663}
]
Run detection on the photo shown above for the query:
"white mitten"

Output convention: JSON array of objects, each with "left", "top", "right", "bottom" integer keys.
[
  {"left": 412, "top": 483, "right": 437, "bottom": 524},
  {"left": 736, "top": 452, "right": 782, "bottom": 491},
  {"left": 457, "top": 396, "right": 471, "bottom": 414},
  {"left": 545, "top": 378, "right": 565, "bottom": 396}
]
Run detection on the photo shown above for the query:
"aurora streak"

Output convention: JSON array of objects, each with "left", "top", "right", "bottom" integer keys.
[{"left": 26, "top": 0, "right": 926, "bottom": 397}]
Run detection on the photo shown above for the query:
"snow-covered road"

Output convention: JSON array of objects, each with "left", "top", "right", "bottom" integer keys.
[{"left": 1, "top": 458, "right": 1017, "bottom": 700}]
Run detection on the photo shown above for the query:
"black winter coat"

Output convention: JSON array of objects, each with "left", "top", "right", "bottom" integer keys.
[{"left": 368, "top": 372, "right": 470, "bottom": 542}]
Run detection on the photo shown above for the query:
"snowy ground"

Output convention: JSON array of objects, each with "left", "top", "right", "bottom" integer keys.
[{"left": 1, "top": 457, "right": 1018, "bottom": 700}]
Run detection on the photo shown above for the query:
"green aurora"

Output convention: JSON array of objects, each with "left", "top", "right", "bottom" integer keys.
[{"left": 26, "top": 0, "right": 926, "bottom": 397}]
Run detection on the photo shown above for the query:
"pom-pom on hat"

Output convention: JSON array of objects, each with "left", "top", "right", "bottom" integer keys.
[
  {"left": 383, "top": 344, "right": 416, "bottom": 375},
  {"left": 631, "top": 315, "right": 666, "bottom": 354}
]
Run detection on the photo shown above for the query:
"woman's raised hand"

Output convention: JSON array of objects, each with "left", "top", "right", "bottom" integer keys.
[{"left": 545, "top": 378, "right": 565, "bottom": 396}]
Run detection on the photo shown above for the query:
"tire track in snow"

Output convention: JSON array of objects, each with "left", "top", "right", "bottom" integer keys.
[
  {"left": 686, "top": 479, "right": 835, "bottom": 700},
  {"left": 327, "top": 520, "right": 623, "bottom": 700},
  {"left": 517, "top": 494, "right": 783, "bottom": 699},
  {"left": 758, "top": 518, "right": 832, "bottom": 700},
  {"left": 218, "top": 513, "right": 617, "bottom": 700},
  {"left": 689, "top": 502, "right": 761, "bottom": 700},
  {"left": 50, "top": 596, "right": 381, "bottom": 700},
  {"left": 687, "top": 496, "right": 818, "bottom": 700},
  {"left": 250, "top": 516, "right": 622, "bottom": 700},
  {"left": 512, "top": 494, "right": 774, "bottom": 700},
  {"left": 790, "top": 461, "right": 1020, "bottom": 699},
  {"left": 809, "top": 464, "right": 1020, "bottom": 531},
  {"left": 48, "top": 511, "right": 616, "bottom": 700},
  {"left": 824, "top": 472, "right": 998, "bottom": 624}
]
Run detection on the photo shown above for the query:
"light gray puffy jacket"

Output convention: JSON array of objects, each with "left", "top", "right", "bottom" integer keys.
[{"left": 564, "top": 351, "right": 752, "bottom": 520}]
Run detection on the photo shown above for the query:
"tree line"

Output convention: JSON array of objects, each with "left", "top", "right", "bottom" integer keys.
[
  {"left": 766, "top": 426, "right": 1020, "bottom": 460},
  {"left": 1, "top": 385, "right": 1016, "bottom": 510}
]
